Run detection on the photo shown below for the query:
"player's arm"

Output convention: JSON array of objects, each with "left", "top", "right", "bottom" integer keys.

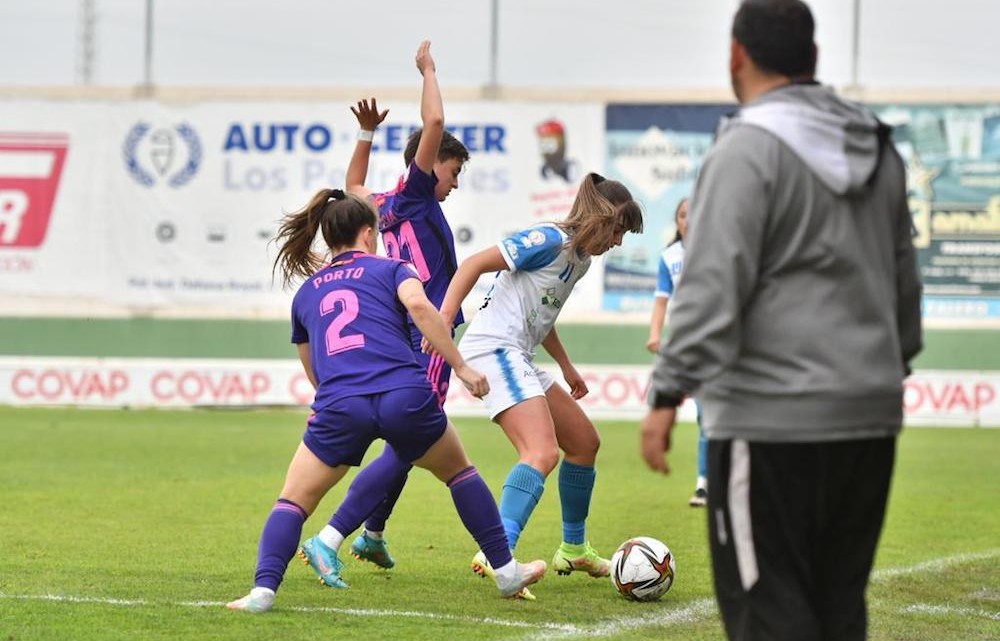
[
  {"left": 296, "top": 343, "right": 318, "bottom": 390},
  {"left": 398, "top": 278, "right": 488, "bottom": 398},
  {"left": 346, "top": 98, "right": 389, "bottom": 199},
  {"left": 647, "top": 258, "right": 672, "bottom": 353},
  {"left": 438, "top": 246, "right": 508, "bottom": 327},
  {"left": 542, "top": 327, "right": 588, "bottom": 400},
  {"left": 412, "top": 40, "right": 444, "bottom": 176}
]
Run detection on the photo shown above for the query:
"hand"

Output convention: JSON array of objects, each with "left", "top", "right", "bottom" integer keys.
[
  {"left": 350, "top": 98, "right": 389, "bottom": 132},
  {"left": 563, "top": 365, "right": 589, "bottom": 400},
  {"left": 455, "top": 364, "right": 489, "bottom": 398},
  {"left": 640, "top": 407, "right": 677, "bottom": 475},
  {"left": 420, "top": 335, "right": 436, "bottom": 356},
  {"left": 645, "top": 336, "right": 660, "bottom": 353},
  {"left": 415, "top": 40, "right": 436, "bottom": 76}
]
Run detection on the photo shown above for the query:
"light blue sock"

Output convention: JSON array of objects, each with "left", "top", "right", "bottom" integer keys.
[
  {"left": 558, "top": 460, "right": 596, "bottom": 545},
  {"left": 498, "top": 463, "right": 546, "bottom": 550}
]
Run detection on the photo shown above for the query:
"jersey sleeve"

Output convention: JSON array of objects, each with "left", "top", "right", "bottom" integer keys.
[
  {"left": 399, "top": 163, "right": 437, "bottom": 201},
  {"left": 391, "top": 260, "right": 423, "bottom": 289},
  {"left": 290, "top": 293, "right": 309, "bottom": 344},
  {"left": 655, "top": 255, "right": 674, "bottom": 298},
  {"left": 498, "top": 226, "right": 564, "bottom": 272}
]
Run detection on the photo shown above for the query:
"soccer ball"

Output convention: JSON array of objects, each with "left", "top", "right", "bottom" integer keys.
[{"left": 610, "top": 536, "right": 676, "bottom": 601}]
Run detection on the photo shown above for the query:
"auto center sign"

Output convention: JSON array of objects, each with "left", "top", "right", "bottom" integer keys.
[{"left": 0, "top": 357, "right": 996, "bottom": 428}]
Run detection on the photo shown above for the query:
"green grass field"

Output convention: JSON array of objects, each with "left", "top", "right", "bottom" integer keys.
[{"left": 0, "top": 407, "right": 997, "bottom": 640}]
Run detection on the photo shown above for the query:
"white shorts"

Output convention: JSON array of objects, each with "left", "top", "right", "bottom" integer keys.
[{"left": 464, "top": 348, "right": 555, "bottom": 420}]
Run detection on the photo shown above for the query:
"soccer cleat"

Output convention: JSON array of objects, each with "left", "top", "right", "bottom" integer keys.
[
  {"left": 226, "top": 587, "right": 275, "bottom": 613},
  {"left": 552, "top": 541, "right": 611, "bottom": 577},
  {"left": 298, "top": 536, "right": 349, "bottom": 589},
  {"left": 688, "top": 487, "right": 708, "bottom": 507},
  {"left": 351, "top": 533, "right": 396, "bottom": 569},
  {"left": 470, "top": 550, "right": 540, "bottom": 600}
]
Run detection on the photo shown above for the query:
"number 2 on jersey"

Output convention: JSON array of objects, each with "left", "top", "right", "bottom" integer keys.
[
  {"left": 320, "top": 290, "right": 365, "bottom": 355},
  {"left": 382, "top": 221, "right": 431, "bottom": 282}
]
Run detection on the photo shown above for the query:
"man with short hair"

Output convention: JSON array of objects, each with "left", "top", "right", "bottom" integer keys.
[{"left": 640, "top": 1, "right": 922, "bottom": 639}]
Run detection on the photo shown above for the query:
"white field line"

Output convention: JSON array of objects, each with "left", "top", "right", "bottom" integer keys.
[
  {"left": 509, "top": 548, "right": 1000, "bottom": 641},
  {"left": 0, "top": 593, "right": 578, "bottom": 632},
  {"left": 903, "top": 603, "right": 1000, "bottom": 621},
  {"left": 2, "top": 549, "right": 997, "bottom": 638}
]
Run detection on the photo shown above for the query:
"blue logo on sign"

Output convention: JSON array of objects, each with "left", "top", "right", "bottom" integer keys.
[{"left": 123, "top": 122, "right": 202, "bottom": 188}]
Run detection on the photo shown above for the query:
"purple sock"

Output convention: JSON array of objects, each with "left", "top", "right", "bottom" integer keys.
[
  {"left": 364, "top": 445, "right": 412, "bottom": 532},
  {"left": 329, "top": 448, "right": 411, "bottom": 535},
  {"left": 448, "top": 466, "right": 512, "bottom": 569},
  {"left": 254, "top": 498, "right": 307, "bottom": 592}
]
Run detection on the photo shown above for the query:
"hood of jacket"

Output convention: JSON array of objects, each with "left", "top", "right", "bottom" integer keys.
[{"left": 720, "top": 82, "right": 883, "bottom": 195}]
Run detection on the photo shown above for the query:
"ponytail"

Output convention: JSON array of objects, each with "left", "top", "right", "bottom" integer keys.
[{"left": 272, "top": 188, "right": 377, "bottom": 287}]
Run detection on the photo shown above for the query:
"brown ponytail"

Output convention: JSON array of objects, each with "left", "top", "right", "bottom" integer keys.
[{"left": 272, "top": 188, "right": 378, "bottom": 287}]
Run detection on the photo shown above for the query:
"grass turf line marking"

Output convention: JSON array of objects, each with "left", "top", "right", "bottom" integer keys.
[
  {"left": 509, "top": 548, "right": 1000, "bottom": 641},
  {"left": 3, "top": 550, "right": 997, "bottom": 637},
  {"left": 903, "top": 603, "right": 1000, "bottom": 621},
  {"left": 871, "top": 548, "right": 1000, "bottom": 582},
  {"left": 0, "top": 593, "right": 579, "bottom": 632}
]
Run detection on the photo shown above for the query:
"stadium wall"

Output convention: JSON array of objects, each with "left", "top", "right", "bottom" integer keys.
[{"left": 1, "top": 90, "right": 998, "bottom": 424}]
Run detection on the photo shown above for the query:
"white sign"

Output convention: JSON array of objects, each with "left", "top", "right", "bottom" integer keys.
[{"left": 1, "top": 357, "right": 996, "bottom": 428}]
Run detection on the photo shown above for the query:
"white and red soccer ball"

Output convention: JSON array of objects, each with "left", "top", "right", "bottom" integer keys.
[{"left": 610, "top": 536, "right": 676, "bottom": 602}]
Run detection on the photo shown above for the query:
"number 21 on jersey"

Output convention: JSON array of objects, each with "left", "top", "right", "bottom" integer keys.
[{"left": 382, "top": 221, "right": 431, "bottom": 282}]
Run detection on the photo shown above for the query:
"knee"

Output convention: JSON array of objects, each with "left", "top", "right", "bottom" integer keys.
[{"left": 524, "top": 447, "right": 560, "bottom": 476}]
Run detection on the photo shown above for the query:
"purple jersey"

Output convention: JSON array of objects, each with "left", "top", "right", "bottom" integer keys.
[
  {"left": 290, "top": 250, "right": 430, "bottom": 411},
  {"left": 373, "top": 164, "right": 465, "bottom": 346}
]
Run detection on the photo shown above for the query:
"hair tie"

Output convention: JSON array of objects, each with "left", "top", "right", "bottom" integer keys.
[
  {"left": 591, "top": 173, "right": 606, "bottom": 185},
  {"left": 328, "top": 188, "right": 346, "bottom": 201}
]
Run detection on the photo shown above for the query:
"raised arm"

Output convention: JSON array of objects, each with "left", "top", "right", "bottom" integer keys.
[
  {"left": 346, "top": 98, "right": 389, "bottom": 199},
  {"left": 397, "top": 278, "right": 488, "bottom": 398},
  {"left": 412, "top": 40, "right": 445, "bottom": 175}
]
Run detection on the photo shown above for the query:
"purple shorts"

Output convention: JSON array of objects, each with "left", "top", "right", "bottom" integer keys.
[{"left": 303, "top": 386, "right": 446, "bottom": 467}]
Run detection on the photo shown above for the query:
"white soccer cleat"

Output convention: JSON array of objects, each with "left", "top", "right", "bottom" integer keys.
[
  {"left": 496, "top": 559, "right": 547, "bottom": 599},
  {"left": 226, "top": 587, "right": 275, "bottom": 613}
]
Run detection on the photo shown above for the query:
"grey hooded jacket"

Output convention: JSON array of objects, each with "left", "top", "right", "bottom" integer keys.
[{"left": 650, "top": 82, "right": 923, "bottom": 442}]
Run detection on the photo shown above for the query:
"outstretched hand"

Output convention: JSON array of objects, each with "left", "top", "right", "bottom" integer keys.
[
  {"left": 415, "top": 40, "right": 436, "bottom": 76},
  {"left": 350, "top": 98, "right": 389, "bottom": 131}
]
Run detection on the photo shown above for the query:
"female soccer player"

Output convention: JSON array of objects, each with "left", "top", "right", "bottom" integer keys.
[
  {"left": 319, "top": 41, "right": 470, "bottom": 571},
  {"left": 430, "top": 172, "right": 644, "bottom": 590},
  {"left": 226, "top": 189, "right": 545, "bottom": 613},
  {"left": 646, "top": 198, "right": 708, "bottom": 507}
]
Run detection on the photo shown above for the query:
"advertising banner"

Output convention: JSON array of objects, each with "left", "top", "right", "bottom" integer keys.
[
  {"left": 875, "top": 105, "right": 1000, "bottom": 320},
  {"left": 1, "top": 357, "right": 996, "bottom": 427},
  {"left": 602, "top": 104, "right": 733, "bottom": 313},
  {"left": 0, "top": 101, "right": 604, "bottom": 317},
  {"left": 603, "top": 102, "right": 1000, "bottom": 322}
]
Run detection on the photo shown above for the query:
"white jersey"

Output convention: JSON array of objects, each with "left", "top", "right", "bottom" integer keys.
[
  {"left": 459, "top": 223, "right": 590, "bottom": 358},
  {"left": 655, "top": 240, "right": 685, "bottom": 299}
]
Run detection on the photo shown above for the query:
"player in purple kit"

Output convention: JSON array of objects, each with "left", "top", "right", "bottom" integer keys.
[
  {"left": 313, "top": 40, "right": 469, "bottom": 573},
  {"left": 226, "top": 189, "right": 545, "bottom": 612}
]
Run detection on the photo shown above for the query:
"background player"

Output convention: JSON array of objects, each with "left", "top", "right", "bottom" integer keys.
[{"left": 645, "top": 197, "right": 708, "bottom": 507}]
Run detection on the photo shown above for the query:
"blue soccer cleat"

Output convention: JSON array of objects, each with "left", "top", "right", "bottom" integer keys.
[
  {"left": 298, "top": 537, "right": 349, "bottom": 589},
  {"left": 351, "top": 533, "right": 396, "bottom": 569}
]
